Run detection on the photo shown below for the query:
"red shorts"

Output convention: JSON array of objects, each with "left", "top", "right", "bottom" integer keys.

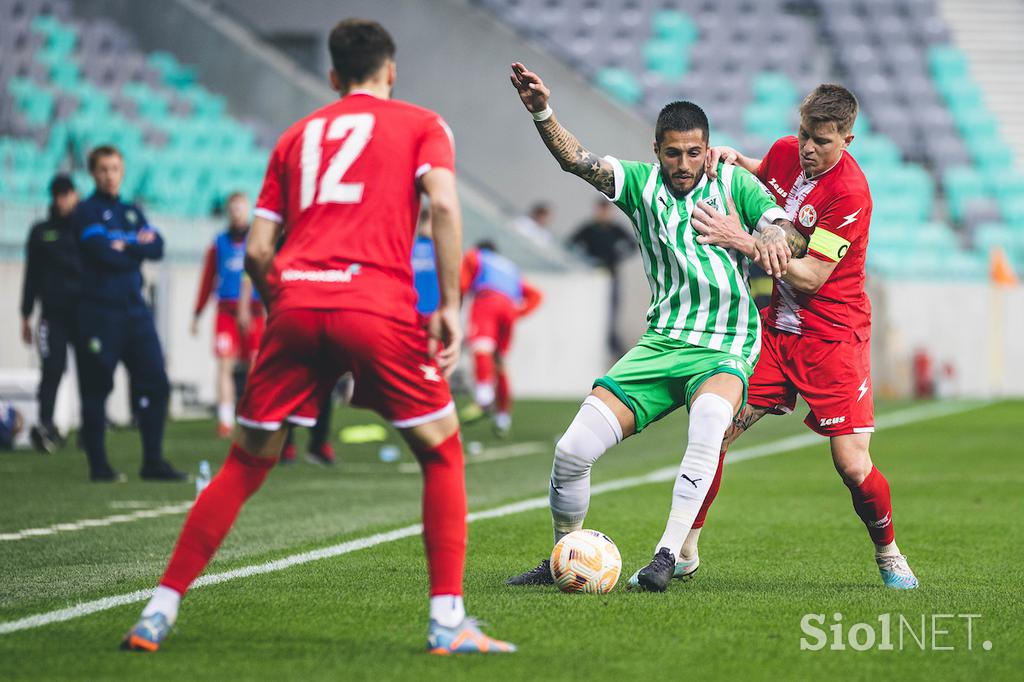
[
  {"left": 748, "top": 325, "right": 874, "bottom": 437},
  {"left": 468, "top": 292, "right": 517, "bottom": 355},
  {"left": 215, "top": 310, "right": 265, "bottom": 361},
  {"left": 237, "top": 308, "right": 453, "bottom": 429}
]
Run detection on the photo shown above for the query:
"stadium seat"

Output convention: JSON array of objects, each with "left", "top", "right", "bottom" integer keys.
[{"left": 594, "top": 68, "right": 641, "bottom": 106}]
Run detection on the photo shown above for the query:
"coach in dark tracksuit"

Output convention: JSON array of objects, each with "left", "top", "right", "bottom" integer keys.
[
  {"left": 73, "top": 145, "right": 186, "bottom": 482},
  {"left": 19, "top": 174, "right": 81, "bottom": 453}
]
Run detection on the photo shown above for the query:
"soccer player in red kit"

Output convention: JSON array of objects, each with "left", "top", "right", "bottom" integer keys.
[
  {"left": 191, "top": 192, "right": 265, "bottom": 438},
  {"left": 122, "top": 19, "right": 516, "bottom": 654},
  {"left": 688, "top": 84, "right": 918, "bottom": 589},
  {"left": 459, "top": 240, "right": 542, "bottom": 436}
]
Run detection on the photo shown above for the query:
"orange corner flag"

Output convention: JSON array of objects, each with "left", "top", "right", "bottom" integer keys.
[{"left": 990, "top": 247, "right": 1019, "bottom": 286}]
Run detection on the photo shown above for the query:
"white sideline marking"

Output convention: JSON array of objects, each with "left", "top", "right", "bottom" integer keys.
[
  {"left": 0, "top": 503, "right": 193, "bottom": 543},
  {"left": 0, "top": 399, "right": 989, "bottom": 636},
  {"left": 397, "top": 440, "right": 548, "bottom": 473}
]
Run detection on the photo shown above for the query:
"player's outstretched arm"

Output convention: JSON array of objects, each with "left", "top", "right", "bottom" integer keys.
[
  {"left": 244, "top": 215, "right": 283, "bottom": 306},
  {"left": 510, "top": 62, "right": 615, "bottom": 197}
]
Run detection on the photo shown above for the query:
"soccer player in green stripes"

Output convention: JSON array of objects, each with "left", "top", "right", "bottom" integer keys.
[{"left": 505, "top": 62, "right": 809, "bottom": 591}]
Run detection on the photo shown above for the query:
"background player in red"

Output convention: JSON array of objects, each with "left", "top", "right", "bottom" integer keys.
[
  {"left": 459, "top": 240, "right": 542, "bottom": 436},
  {"left": 689, "top": 84, "right": 918, "bottom": 589},
  {"left": 123, "top": 19, "right": 515, "bottom": 654},
  {"left": 191, "top": 191, "right": 265, "bottom": 437}
]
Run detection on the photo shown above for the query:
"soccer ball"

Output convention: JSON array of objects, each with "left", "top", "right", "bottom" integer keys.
[{"left": 550, "top": 529, "right": 622, "bottom": 594}]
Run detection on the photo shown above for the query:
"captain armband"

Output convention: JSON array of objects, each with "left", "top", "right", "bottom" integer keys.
[{"left": 808, "top": 228, "right": 851, "bottom": 261}]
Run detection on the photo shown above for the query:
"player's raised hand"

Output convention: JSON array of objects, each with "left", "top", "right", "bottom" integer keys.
[
  {"left": 428, "top": 305, "right": 462, "bottom": 378},
  {"left": 704, "top": 146, "right": 741, "bottom": 180},
  {"left": 510, "top": 62, "right": 550, "bottom": 114}
]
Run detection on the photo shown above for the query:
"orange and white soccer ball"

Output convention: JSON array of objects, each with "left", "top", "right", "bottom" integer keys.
[{"left": 550, "top": 529, "right": 622, "bottom": 593}]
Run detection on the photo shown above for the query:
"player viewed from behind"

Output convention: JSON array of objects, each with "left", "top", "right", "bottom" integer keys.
[
  {"left": 504, "top": 63, "right": 808, "bottom": 592},
  {"left": 687, "top": 85, "right": 918, "bottom": 589},
  {"left": 459, "top": 239, "right": 542, "bottom": 436},
  {"left": 123, "top": 19, "right": 515, "bottom": 654},
  {"left": 191, "top": 191, "right": 264, "bottom": 438}
]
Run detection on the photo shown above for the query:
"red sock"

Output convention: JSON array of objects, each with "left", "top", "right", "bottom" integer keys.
[
  {"left": 413, "top": 431, "right": 466, "bottom": 596},
  {"left": 692, "top": 447, "right": 727, "bottom": 529},
  {"left": 474, "top": 351, "right": 495, "bottom": 385},
  {"left": 496, "top": 371, "right": 511, "bottom": 413},
  {"left": 848, "top": 465, "right": 895, "bottom": 546},
  {"left": 160, "top": 444, "right": 275, "bottom": 594}
]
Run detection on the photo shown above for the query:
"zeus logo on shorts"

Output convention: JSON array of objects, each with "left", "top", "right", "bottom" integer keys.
[
  {"left": 819, "top": 416, "right": 846, "bottom": 427},
  {"left": 419, "top": 365, "right": 441, "bottom": 383}
]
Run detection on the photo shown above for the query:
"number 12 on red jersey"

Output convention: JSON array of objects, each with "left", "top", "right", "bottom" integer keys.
[{"left": 300, "top": 113, "right": 375, "bottom": 208}]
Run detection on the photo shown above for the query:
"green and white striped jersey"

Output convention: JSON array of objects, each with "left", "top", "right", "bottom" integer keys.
[{"left": 605, "top": 158, "right": 787, "bottom": 366}]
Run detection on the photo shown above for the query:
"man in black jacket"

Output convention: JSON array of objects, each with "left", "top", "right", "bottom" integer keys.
[
  {"left": 20, "top": 174, "right": 81, "bottom": 453},
  {"left": 566, "top": 199, "right": 634, "bottom": 356}
]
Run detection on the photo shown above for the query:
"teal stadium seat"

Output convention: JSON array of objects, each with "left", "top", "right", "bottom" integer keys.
[
  {"left": 595, "top": 68, "right": 642, "bottom": 106},
  {"left": 651, "top": 10, "right": 698, "bottom": 44},
  {"left": 752, "top": 72, "right": 798, "bottom": 109},
  {"left": 642, "top": 40, "right": 689, "bottom": 80},
  {"left": 148, "top": 51, "right": 198, "bottom": 88}
]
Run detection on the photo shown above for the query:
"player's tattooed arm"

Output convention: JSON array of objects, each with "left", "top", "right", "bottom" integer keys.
[
  {"left": 533, "top": 117, "right": 615, "bottom": 197},
  {"left": 510, "top": 62, "right": 615, "bottom": 197},
  {"left": 770, "top": 218, "right": 808, "bottom": 258}
]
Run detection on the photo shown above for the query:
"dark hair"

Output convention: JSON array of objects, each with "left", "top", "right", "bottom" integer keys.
[
  {"left": 48, "top": 173, "right": 75, "bottom": 197},
  {"left": 328, "top": 19, "right": 396, "bottom": 86},
  {"left": 800, "top": 84, "right": 859, "bottom": 136},
  {"left": 87, "top": 145, "right": 122, "bottom": 172},
  {"left": 655, "top": 101, "right": 709, "bottom": 144},
  {"left": 476, "top": 240, "right": 498, "bottom": 252}
]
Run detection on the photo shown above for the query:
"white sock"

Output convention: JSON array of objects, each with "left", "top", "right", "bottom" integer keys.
[
  {"left": 656, "top": 393, "right": 733, "bottom": 556},
  {"left": 141, "top": 585, "right": 181, "bottom": 624},
  {"left": 550, "top": 396, "right": 622, "bottom": 544},
  {"left": 429, "top": 594, "right": 465, "bottom": 628},
  {"left": 681, "top": 527, "right": 702, "bottom": 560},
  {"left": 494, "top": 412, "right": 511, "bottom": 430},
  {"left": 474, "top": 383, "right": 495, "bottom": 408},
  {"left": 875, "top": 541, "right": 900, "bottom": 556},
  {"left": 217, "top": 402, "right": 235, "bottom": 427}
]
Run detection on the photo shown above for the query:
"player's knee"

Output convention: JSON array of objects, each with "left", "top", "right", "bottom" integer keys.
[
  {"left": 552, "top": 432, "right": 596, "bottom": 482},
  {"left": 688, "top": 393, "right": 734, "bottom": 446},
  {"left": 237, "top": 425, "right": 287, "bottom": 458},
  {"left": 551, "top": 398, "right": 621, "bottom": 483},
  {"left": 833, "top": 446, "right": 872, "bottom": 486}
]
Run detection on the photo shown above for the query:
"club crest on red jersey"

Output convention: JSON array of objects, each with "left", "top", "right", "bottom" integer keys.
[{"left": 799, "top": 204, "right": 817, "bottom": 227}]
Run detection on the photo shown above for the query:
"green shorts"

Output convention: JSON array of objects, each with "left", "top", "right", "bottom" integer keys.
[{"left": 593, "top": 329, "right": 753, "bottom": 432}]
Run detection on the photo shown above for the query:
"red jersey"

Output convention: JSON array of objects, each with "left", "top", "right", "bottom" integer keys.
[
  {"left": 255, "top": 92, "right": 455, "bottom": 324},
  {"left": 756, "top": 136, "right": 872, "bottom": 342}
]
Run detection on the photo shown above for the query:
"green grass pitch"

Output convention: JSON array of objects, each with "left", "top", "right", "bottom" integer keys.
[{"left": 0, "top": 398, "right": 1021, "bottom": 680}]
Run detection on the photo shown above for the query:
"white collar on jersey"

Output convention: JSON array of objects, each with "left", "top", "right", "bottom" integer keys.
[{"left": 803, "top": 151, "right": 844, "bottom": 181}]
